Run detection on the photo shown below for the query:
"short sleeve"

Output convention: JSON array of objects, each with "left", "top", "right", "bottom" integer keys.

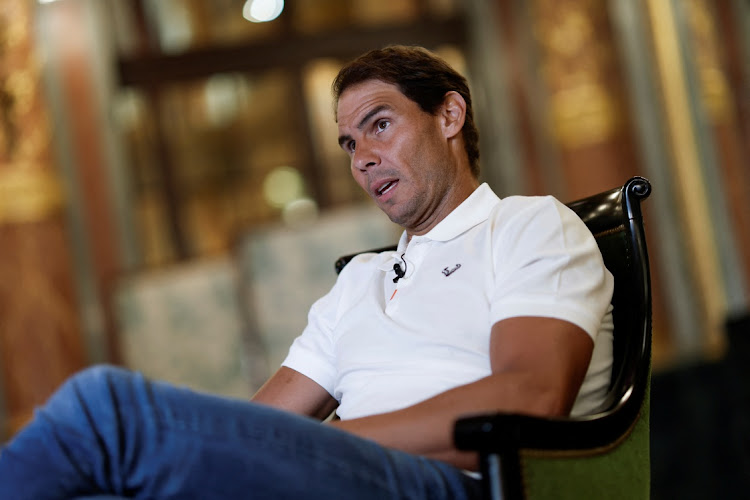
[
  {"left": 489, "top": 196, "right": 614, "bottom": 339},
  {"left": 281, "top": 284, "right": 340, "bottom": 397}
]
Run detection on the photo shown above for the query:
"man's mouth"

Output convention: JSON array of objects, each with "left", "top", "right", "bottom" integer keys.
[{"left": 375, "top": 180, "right": 398, "bottom": 197}]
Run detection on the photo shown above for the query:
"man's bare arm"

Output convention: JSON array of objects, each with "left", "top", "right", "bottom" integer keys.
[
  {"left": 328, "top": 316, "right": 594, "bottom": 470},
  {"left": 252, "top": 366, "right": 339, "bottom": 420}
]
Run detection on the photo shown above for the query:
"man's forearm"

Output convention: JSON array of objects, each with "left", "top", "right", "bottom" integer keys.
[
  {"left": 327, "top": 398, "right": 480, "bottom": 470},
  {"left": 326, "top": 370, "right": 567, "bottom": 470}
]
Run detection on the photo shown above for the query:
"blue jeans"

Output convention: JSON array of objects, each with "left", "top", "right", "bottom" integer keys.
[{"left": 0, "top": 365, "right": 482, "bottom": 499}]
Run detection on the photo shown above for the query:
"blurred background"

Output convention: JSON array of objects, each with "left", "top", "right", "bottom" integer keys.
[{"left": 0, "top": 0, "right": 748, "bottom": 497}]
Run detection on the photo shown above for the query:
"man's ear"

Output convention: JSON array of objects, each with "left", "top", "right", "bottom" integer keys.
[{"left": 439, "top": 91, "right": 467, "bottom": 140}]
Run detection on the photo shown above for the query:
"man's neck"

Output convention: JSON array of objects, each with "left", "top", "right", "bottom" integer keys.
[{"left": 404, "top": 176, "right": 480, "bottom": 243}]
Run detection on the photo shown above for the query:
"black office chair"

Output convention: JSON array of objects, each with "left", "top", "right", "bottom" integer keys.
[{"left": 335, "top": 176, "right": 653, "bottom": 500}]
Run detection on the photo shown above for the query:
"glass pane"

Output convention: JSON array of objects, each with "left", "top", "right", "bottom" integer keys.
[{"left": 115, "top": 69, "right": 317, "bottom": 265}]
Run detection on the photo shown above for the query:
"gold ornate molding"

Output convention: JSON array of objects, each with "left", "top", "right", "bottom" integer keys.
[
  {"left": 532, "top": 0, "right": 621, "bottom": 148},
  {"left": 0, "top": 1, "right": 30, "bottom": 52},
  {"left": 550, "top": 83, "right": 620, "bottom": 149},
  {"left": 0, "top": 164, "right": 64, "bottom": 224},
  {"left": 0, "top": 1, "right": 63, "bottom": 225}
]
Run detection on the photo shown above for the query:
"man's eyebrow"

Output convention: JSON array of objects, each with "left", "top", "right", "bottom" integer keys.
[
  {"left": 337, "top": 104, "right": 390, "bottom": 148},
  {"left": 357, "top": 104, "right": 389, "bottom": 130}
]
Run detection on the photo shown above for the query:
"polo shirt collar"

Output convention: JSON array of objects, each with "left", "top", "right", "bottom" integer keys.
[{"left": 396, "top": 183, "right": 499, "bottom": 251}]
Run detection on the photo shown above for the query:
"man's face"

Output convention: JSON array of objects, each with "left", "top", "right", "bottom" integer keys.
[{"left": 336, "top": 80, "right": 458, "bottom": 235}]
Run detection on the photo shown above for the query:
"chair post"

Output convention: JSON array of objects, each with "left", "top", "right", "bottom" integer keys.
[
  {"left": 499, "top": 450, "right": 524, "bottom": 500},
  {"left": 482, "top": 453, "right": 504, "bottom": 500},
  {"left": 456, "top": 413, "right": 526, "bottom": 500},
  {"left": 481, "top": 449, "right": 524, "bottom": 500}
]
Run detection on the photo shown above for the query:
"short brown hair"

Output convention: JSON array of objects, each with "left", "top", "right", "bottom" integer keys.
[{"left": 333, "top": 45, "right": 480, "bottom": 178}]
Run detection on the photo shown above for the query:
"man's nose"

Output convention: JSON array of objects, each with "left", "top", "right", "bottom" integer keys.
[{"left": 353, "top": 141, "right": 379, "bottom": 172}]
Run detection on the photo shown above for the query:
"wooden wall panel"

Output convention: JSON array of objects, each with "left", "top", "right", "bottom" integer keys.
[
  {"left": 528, "top": 0, "right": 642, "bottom": 200},
  {"left": 697, "top": 0, "right": 750, "bottom": 311},
  {"left": 487, "top": 0, "right": 676, "bottom": 364}
]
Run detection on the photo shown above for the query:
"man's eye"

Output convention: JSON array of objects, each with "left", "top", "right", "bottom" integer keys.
[
  {"left": 377, "top": 120, "right": 389, "bottom": 131},
  {"left": 349, "top": 141, "right": 356, "bottom": 152}
]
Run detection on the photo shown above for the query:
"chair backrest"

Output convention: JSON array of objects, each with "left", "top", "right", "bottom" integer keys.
[
  {"left": 566, "top": 176, "right": 652, "bottom": 419},
  {"left": 335, "top": 177, "right": 653, "bottom": 426}
]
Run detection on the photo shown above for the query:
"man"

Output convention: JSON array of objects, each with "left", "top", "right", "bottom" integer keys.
[{"left": 0, "top": 45, "right": 613, "bottom": 500}]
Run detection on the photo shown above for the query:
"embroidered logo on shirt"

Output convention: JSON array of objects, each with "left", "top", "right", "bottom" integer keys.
[{"left": 442, "top": 264, "right": 461, "bottom": 277}]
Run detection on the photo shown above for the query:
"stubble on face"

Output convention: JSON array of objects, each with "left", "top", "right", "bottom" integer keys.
[{"left": 337, "top": 80, "right": 460, "bottom": 236}]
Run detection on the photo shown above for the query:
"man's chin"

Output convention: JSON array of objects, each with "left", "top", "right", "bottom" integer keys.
[
  {"left": 383, "top": 209, "right": 410, "bottom": 228},
  {"left": 376, "top": 199, "right": 414, "bottom": 228},
  {"left": 377, "top": 205, "right": 399, "bottom": 223}
]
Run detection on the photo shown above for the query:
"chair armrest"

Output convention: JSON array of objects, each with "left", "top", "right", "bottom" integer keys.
[{"left": 454, "top": 402, "right": 641, "bottom": 454}]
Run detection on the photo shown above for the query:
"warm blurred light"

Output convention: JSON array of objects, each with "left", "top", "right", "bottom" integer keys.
[
  {"left": 204, "top": 74, "right": 247, "bottom": 127},
  {"left": 263, "top": 166, "right": 304, "bottom": 208},
  {"left": 282, "top": 197, "right": 319, "bottom": 227},
  {"left": 242, "top": 0, "right": 284, "bottom": 23},
  {"left": 112, "top": 89, "right": 143, "bottom": 131},
  {"left": 153, "top": 1, "right": 193, "bottom": 53}
]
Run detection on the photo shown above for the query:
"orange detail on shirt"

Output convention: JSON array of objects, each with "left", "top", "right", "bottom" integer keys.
[{"left": 390, "top": 289, "right": 398, "bottom": 301}]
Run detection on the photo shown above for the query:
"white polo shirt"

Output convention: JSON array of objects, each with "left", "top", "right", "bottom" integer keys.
[{"left": 282, "top": 183, "right": 614, "bottom": 419}]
